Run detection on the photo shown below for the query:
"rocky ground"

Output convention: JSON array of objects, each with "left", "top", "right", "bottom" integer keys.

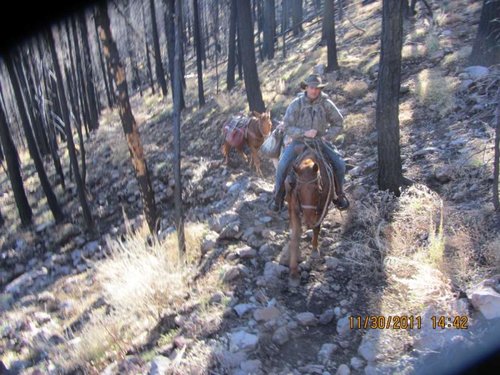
[{"left": 1, "top": 0, "right": 500, "bottom": 374}]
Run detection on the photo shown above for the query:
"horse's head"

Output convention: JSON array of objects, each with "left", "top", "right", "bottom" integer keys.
[
  {"left": 252, "top": 110, "right": 272, "bottom": 137},
  {"left": 293, "top": 154, "right": 321, "bottom": 229}
]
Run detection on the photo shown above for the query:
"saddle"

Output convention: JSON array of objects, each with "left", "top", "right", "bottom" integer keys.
[{"left": 223, "top": 115, "right": 251, "bottom": 148}]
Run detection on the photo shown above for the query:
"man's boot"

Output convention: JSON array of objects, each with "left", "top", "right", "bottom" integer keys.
[
  {"left": 333, "top": 177, "right": 349, "bottom": 211},
  {"left": 270, "top": 189, "right": 285, "bottom": 212}
]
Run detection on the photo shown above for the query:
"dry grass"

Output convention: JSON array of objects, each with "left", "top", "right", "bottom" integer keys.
[
  {"left": 49, "top": 221, "right": 222, "bottom": 371},
  {"left": 443, "top": 46, "right": 472, "bottom": 68},
  {"left": 343, "top": 79, "right": 369, "bottom": 100},
  {"left": 415, "top": 68, "right": 457, "bottom": 118},
  {"left": 343, "top": 112, "right": 374, "bottom": 143},
  {"left": 402, "top": 44, "right": 428, "bottom": 61}
]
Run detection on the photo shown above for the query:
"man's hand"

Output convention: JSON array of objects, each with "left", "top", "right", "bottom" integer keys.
[{"left": 304, "top": 129, "right": 318, "bottom": 138}]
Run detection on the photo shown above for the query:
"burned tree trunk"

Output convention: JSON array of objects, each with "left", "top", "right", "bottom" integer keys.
[
  {"left": 324, "top": 0, "right": 339, "bottom": 72},
  {"left": 172, "top": 0, "right": 186, "bottom": 256},
  {"left": 193, "top": 0, "right": 205, "bottom": 106},
  {"left": 227, "top": 0, "right": 237, "bottom": 91},
  {"left": 0, "top": 86, "right": 32, "bottom": 226},
  {"left": 150, "top": 0, "right": 168, "bottom": 96},
  {"left": 96, "top": 3, "right": 158, "bottom": 234},
  {"left": 236, "top": 0, "right": 266, "bottom": 112},
  {"left": 47, "top": 28, "right": 94, "bottom": 229},
  {"left": 5, "top": 52, "right": 64, "bottom": 224},
  {"left": 375, "top": 0, "right": 407, "bottom": 194},
  {"left": 263, "top": 0, "right": 276, "bottom": 59}
]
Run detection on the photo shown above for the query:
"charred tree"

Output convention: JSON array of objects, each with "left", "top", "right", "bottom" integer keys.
[
  {"left": 192, "top": 0, "right": 205, "bottom": 106},
  {"left": 237, "top": 0, "right": 266, "bottom": 112},
  {"left": 142, "top": 0, "right": 155, "bottom": 94},
  {"left": 150, "top": 0, "right": 168, "bottom": 96},
  {"left": 46, "top": 27, "right": 94, "bottom": 231},
  {"left": 94, "top": 8, "right": 113, "bottom": 108},
  {"left": 5, "top": 52, "right": 64, "bottom": 224},
  {"left": 494, "top": 88, "right": 500, "bottom": 211},
  {"left": 78, "top": 11, "right": 100, "bottom": 128},
  {"left": 165, "top": 0, "right": 185, "bottom": 109},
  {"left": 263, "top": 0, "right": 276, "bottom": 59},
  {"left": 172, "top": 0, "right": 186, "bottom": 256},
  {"left": 375, "top": 0, "right": 407, "bottom": 194},
  {"left": 227, "top": 0, "right": 237, "bottom": 90},
  {"left": 291, "top": 0, "right": 303, "bottom": 36},
  {"left": 470, "top": 0, "right": 500, "bottom": 66},
  {"left": 96, "top": 3, "right": 158, "bottom": 234},
  {"left": 324, "top": 0, "right": 339, "bottom": 72},
  {"left": 0, "top": 87, "right": 32, "bottom": 226}
]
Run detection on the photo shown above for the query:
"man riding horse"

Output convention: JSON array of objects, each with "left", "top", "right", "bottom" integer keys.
[{"left": 270, "top": 73, "right": 349, "bottom": 212}]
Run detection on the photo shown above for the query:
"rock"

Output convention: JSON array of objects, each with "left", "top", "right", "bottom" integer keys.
[
  {"left": 319, "top": 309, "right": 335, "bottom": 325},
  {"left": 209, "top": 291, "right": 225, "bottom": 304},
  {"left": 234, "top": 303, "right": 256, "bottom": 317},
  {"left": 5, "top": 268, "right": 48, "bottom": 295},
  {"left": 413, "top": 147, "right": 440, "bottom": 158},
  {"left": 259, "top": 216, "right": 273, "bottom": 224},
  {"left": 253, "top": 307, "right": 281, "bottom": 322},
  {"left": 434, "top": 166, "right": 453, "bottom": 183},
  {"left": 469, "top": 278, "right": 500, "bottom": 319},
  {"left": 264, "top": 262, "right": 288, "bottom": 282},
  {"left": 33, "top": 311, "right": 52, "bottom": 324},
  {"left": 358, "top": 331, "right": 380, "bottom": 362},
  {"left": 278, "top": 245, "right": 291, "bottom": 266},
  {"left": 272, "top": 326, "right": 289, "bottom": 346},
  {"left": 296, "top": 312, "right": 317, "bottom": 326},
  {"left": 349, "top": 166, "right": 362, "bottom": 176},
  {"left": 350, "top": 357, "right": 365, "bottom": 370},
  {"left": 240, "top": 359, "right": 262, "bottom": 373},
  {"left": 0, "top": 293, "right": 14, "bottom": 311},
  {"left": 464, "top": 66, "right": 489, "bottom": 80},
  {"left": 318, "top": 343, "right": 337, "bottom": 364},
  {"left": 83, "top": 241, "right": 100, "bottom": 255},
  {"left": 209, "top": 212, "right": 240, "bottom": 233},
  {"left": 201, "top": 232, "right": 218, "bottom": 254},
  {"left": 237, "top": 246, "right": 257, "bottom": 259},
  {"left": 222, "top": 265, "right": 245, "bottom": 283},
  {"left": 219, "top": 350, "right": 247, "bottom": 369},
  {"left": 325, "top": 257, "right": 340, "bottom": 270},
  {"left": 258, "top": 244, "right": 274, "bottom": 260},
  {"left": 149, "top": 355, "right": 171, "bottom": 375},
  {"left": 336, "top": 317, "right": 350, "bottom": 336},
  {"left": 229, "top": 331, "right": 259, "bottom": 352},
  {"left": 336, "top": 364, "right": 350, "bottom": 375},
  {"left": 299, "top": 364, "right": 324, "bottom": 374}
]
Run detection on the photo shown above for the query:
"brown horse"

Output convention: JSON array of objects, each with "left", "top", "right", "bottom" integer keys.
[
  {"left": 284, "top": 142, "right": 336, "bottom": 286},
  {"left": 221, "top": 111, "right": 272, "bottom": 175}
]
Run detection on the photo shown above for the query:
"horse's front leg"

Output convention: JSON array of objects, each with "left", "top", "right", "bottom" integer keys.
[
  {"left": 251, "top": 147, "right": 263, "bottom": 176},
  {"left": 311, "top": 225, "right": 321, "bottom": 259}
]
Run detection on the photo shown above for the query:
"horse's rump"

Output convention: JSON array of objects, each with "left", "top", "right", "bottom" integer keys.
[{"left": 223, "top": 115, "right": 250, "bottom": 148}]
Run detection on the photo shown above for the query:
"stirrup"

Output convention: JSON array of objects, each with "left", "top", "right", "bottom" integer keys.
[{"left": 334, "top": 193, "right": 349, "bottom": 211}]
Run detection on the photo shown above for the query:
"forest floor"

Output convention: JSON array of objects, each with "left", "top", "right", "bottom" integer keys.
[{"left": 1, "top": 1, "right": 499, "bottom": 374}]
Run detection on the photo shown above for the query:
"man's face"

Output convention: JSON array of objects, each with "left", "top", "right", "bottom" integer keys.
[{"left": 306, "top": 85, "right": 321, "bottom": 100}]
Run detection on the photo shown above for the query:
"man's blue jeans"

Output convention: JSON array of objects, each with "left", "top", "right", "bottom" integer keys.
[{"left": 273, "top": 139, "right": 346, "bottom": 199}]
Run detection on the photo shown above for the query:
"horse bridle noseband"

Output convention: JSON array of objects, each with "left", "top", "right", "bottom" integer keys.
[{"left": 293, "top": 173, "right": 321, "bottom": 213}]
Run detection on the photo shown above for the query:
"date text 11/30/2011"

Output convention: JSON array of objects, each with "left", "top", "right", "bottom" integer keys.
[{"left": 349, "top": 315, "right": 469, "bottom": 330}]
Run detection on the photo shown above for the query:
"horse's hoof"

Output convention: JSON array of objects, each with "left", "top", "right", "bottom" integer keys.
[
  {"left": 310, "top": 249, "right": 320, "bottom": 259},
  {"left": 288, "top": 276, "right": 300, "bottom": 288}
]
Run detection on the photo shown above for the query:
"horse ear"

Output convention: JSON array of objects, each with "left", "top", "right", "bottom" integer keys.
[
  {"left": 313, "top": 163, "right": 319, "bottom": 173},
  {"left": 252, "top": 111, "right": 261, "bottom": 117}
]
